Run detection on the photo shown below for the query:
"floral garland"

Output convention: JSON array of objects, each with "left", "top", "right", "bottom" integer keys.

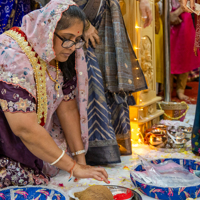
[{"left": 3, "top": 27, "right": 47, "bottom": 126}]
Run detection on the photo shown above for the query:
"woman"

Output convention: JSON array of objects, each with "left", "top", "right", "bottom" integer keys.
[
  {"left": 170, "top": 0, "right": 200, "bottom": 100},
  {"left": 0, "top": 0, "right": 109, "bottom": 187},
  {"left": 72, "top": 0, "right": 151, "bottom": 165}
]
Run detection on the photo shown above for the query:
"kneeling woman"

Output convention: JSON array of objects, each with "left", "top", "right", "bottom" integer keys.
[{"left": 0, "top": 0, "right": 108, "bottom": 188}]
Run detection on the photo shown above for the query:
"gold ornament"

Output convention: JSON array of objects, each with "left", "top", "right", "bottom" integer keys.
[
  {"left": 4, "top": 30, "right": 47, "bottom": 125},
  {"left": 46, "top": 60, "right": 60, "bottom": 98}
]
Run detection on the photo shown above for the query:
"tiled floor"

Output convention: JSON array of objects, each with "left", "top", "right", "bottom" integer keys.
[{"left": 49, "top": 104, "right": 200, "bottom": 200}]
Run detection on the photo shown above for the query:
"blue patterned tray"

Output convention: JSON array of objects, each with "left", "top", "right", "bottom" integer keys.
[
  {"left": 0, "top": 186, "right": 67, "bottom": 199},
  {"left": 130, "top": 158, "right": 200, "bottom": 200}
]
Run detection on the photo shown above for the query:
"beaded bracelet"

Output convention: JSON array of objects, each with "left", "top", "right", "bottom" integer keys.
[
  {"left": 50, "top": 150, "right": 65, "bottom": 166},
  {"left": 72, "top": 150, "right": 86, "bottom": 157},
  {"left": 68, "top": 160, "right": 76, "bottom": 182}
]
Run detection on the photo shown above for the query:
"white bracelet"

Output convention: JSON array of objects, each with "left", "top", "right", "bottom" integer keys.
[
  {"left": 72, "top": 150, "right": 86, "bottom": 156},
  {"left": 50, "top": 150, "right": 65, "bottom": 165}
]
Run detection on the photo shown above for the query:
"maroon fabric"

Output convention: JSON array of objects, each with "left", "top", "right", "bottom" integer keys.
[
  {"left": 0, "top": 82, "right": 36, "bottom": 112},
  {"left": 0, "top": 76, "right": 77, "bottom": 186},
  {"left": 62, "top": 76, "right": 77, "bottom": 96},
  {"left": 0, "top": 157, "right": 49, "bottom": 188},
  {"left": 0, "top": 81, "right": 43, "bottom": 171}
]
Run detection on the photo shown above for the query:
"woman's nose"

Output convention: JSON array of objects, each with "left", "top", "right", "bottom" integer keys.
[{"left": 69, "top": 44, "right": 76, "bottom": 52}]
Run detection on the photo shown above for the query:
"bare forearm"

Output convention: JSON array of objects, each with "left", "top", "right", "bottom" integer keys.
[
  {"left": 5, "top": 112, "right": 74, "bottom": 172},
  {"left": 58, "top": 107, "right": 84, "bottom": 153},
  {"left": 19, "top": 125, "right": 74, "bottom": 171}
]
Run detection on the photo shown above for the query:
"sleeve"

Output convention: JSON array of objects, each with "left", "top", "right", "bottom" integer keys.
[
  {"left": 62, "top": 76, "right": 77, "bottom": 102},
  {"left": 0, "top": 81, "right": 36, "bottom": 113}
]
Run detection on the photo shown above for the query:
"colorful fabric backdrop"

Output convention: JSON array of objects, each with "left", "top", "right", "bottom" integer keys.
[
  {"left": 74, "top": 0, "right": 147, "bottom": 165},
  {"left": 0, "top": 0, "right": 32, "bottom": 34}
]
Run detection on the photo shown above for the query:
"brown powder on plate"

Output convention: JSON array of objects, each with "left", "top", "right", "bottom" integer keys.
[{"left": 74, "top": 185, "right": 113, "bottom": 200}]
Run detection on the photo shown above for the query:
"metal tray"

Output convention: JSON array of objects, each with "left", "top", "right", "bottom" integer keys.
[{"left": 107, "top": 185, "right": 142, "bottom": 200}]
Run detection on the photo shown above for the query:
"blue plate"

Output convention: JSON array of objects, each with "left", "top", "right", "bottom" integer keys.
[
  {"left": 130, "top": 158, "right": 200, "bottom": 200},
  {"left": 0, "top": 186, "right": 67, "bottom": 199}
]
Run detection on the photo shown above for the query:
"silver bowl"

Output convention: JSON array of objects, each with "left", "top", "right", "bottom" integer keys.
[{"left": 107, "top": 185, "right": 142, "bottom": 200}]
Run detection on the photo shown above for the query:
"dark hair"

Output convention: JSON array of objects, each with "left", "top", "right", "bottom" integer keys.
[{"left": 56, "top": 5, "right": 86, "bottom": 81}]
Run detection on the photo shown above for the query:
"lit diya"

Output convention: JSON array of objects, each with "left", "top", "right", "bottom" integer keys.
[{"left": 145, "top": 128, "right": 168, "bottom": 147}]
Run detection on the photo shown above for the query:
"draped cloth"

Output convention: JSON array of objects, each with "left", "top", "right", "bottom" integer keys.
[
  {"left": 171, "top": 7, "right": 200, "bottom": 74},
  {"left": 0, "top": 0, "right": 40, "bottom": 34},
  {"left": 192, "top": 77, "right": 200, "bottom": 156},
  {"left": 0, "top": 0, "right": 32, "bottom": 34},
  {"left": 74, "top": 0, "right": 147, "bottom": 164},
  {"left": 191, "top": 0, "right": 200, "bottom": 157}
]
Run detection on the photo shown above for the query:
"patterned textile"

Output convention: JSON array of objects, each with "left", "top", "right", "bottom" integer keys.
[
  {"left": 62, "top": 76, "right": 77, "bottom": 101},
  {"left": 0, "top": 82, "right": 36, "bottom": 113},
  {"left": 0, "top": 186, "right": 67, "bottom": 199},
  {"left": 192, "top": 79, "right": 200, "bottom": 156},
  {"left": 85, "top": 48, "right": 121, "bottom": 164},
  {"left": 0, "top": 0, "right": 89, "bottom": 186},
  {"left": 131, "top": 158, "right": 200, "bottom": 200},
  {"left": 75, "top": 0, "right": 147, "bottom": 164},
  {"left": 0, "top": 0, "right": 31, "bottom": 34},
  {"left": 95, "top": 0, "right": 147, "bottom": 93},
  {"left": 0, "top": 157, "right": 49, "bottom": 188}
]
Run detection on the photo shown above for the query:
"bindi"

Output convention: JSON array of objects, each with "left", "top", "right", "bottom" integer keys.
[{"left": 78, "top": 31, "right": 79, "bottom": 33}]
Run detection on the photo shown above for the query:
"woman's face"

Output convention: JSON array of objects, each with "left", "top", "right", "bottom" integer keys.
[{"left": 53, "top": 19, "right": 84, "bottom": 62}]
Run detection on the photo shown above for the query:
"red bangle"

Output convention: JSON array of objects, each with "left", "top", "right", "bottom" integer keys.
[{"left": 68, "top": 160, "right": 76, "bottom": 182}]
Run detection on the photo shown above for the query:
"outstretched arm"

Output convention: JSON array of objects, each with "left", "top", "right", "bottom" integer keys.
[
  {"left": 5, "top": 111, "right": 109, "bottom": 183},
  {"left": 56, "top": 99, "right": 86, "bottom": 165}
]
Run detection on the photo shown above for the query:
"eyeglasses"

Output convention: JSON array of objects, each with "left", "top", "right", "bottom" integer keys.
[{"left": 54, "top": 32, "right": 85, "bottom": 49}]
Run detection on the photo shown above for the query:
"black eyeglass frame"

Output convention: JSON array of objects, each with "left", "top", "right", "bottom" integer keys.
[{"left": 54, "top": 32, "right": 85, "bottom": 49}]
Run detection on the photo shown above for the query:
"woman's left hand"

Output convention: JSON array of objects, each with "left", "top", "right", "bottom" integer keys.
[
  {"left": 139, "top": 0, "right": 153, "bottom": 28},
  {"left": 74, "top": 154, "right": 86, "bottom": 182},
  {"left": 84, "top": 23, "right": 100, "bottom": 48}
]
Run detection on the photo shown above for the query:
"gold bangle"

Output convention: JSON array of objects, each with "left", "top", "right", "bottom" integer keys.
[{"left": 84, "top": 19, "right": 91, "bottom": 31}]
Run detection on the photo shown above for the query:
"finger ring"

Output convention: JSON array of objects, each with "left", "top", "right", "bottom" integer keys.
[{"left": 142, "top": 16, "right": 147, "bottom": 19}]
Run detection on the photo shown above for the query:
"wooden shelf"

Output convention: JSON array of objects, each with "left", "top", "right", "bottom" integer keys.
[
  {"left": 132, "top": 96, "right": 162, "bottom": 108},
  {"left": 134, "top": 110, "right": 164, "bottom": 124}
]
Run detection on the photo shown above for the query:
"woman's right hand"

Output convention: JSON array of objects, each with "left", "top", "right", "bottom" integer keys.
[
  {"left": 84, "top": 23, "right": 100, "bottom": 49},
  {"left": 73, "top": 163, "right": 110, "bottom": 184}
]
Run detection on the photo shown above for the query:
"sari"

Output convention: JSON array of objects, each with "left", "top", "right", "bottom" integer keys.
[
  {"left": 0, "top": 0, "right": 88, "bottom": 187},
  {"left": 0, "top": 0, "right": 40, "bottom": 34},
  {"left": 74, "top": 0, "right": 147, "bottom": 164},
  {"left": 192, "top": 80, "right": 200, "bottom": 156}
]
